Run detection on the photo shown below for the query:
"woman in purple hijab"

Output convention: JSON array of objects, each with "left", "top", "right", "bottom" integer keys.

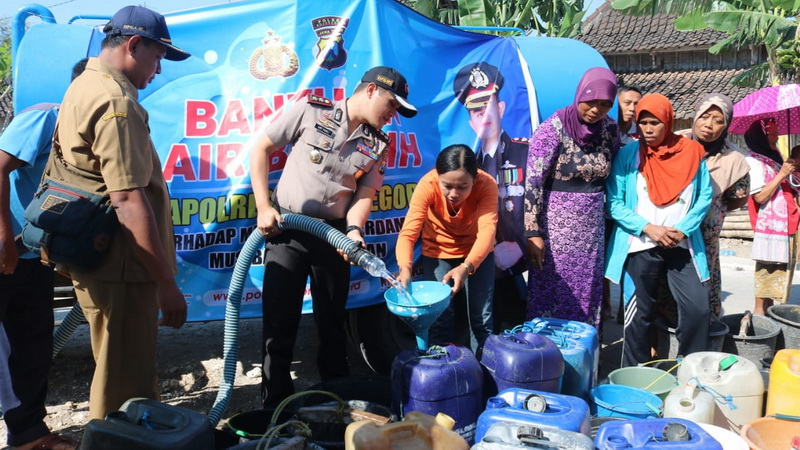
[{"left": 523, "top": 67, "right": 620, "bottom": 328}]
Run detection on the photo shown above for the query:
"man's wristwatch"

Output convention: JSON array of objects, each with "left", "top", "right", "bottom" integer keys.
[
  {"left": 345, "top": 225, "right": 364, "bottom": 236},
  {"left": 461, "top": 261, "right": 474, "bottom": 276}
]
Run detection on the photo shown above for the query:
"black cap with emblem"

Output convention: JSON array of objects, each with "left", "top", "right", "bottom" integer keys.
[
  {"left": 361, "top": 66, "right": 417, "bottom": 118},
  {"left": 103, "top": 5, "right": 190, "bottom": 61}
]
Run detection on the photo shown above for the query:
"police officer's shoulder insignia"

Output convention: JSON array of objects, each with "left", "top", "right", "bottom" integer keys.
[
  {"left": 378, "top": 150, "right": 389, "bottom": 174},
  {"left": 365, "top": 125, "right": 390, "bottom": 144},
  {"left": 307, "top": 94, "right": 333, "bottom": 107},
  {"left": 510, "top": 137, "right": 530, "bottom": 145}
]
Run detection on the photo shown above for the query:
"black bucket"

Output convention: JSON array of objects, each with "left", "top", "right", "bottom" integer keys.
[
  {"left": 646, "top": 359, "right": 681, "bottom": 373},
  {"left": 224, "top": 376, "right": 393, "bottom": 449},
  {"left": 767, "top": 304, "right": 800, "bottom": 350},
  {"left": 225, "top": 407, "right": 298, "bottom": 441},
  {"left": 225, "top": 400, "right": 392, "bottom": 449},
  {"left": 721, "top": 313, "right": 781, "bottom": 366},
  {"left": 294, "top": 400, "right": 393, "bottom": 449},
  {"left": 225, "top": 436, "right": 323, "bottom": 449},
  {"left": 654, "top": 317, "right": 728, "bottom": 359},
  {"left": 301, "top": 375, "right": 393, "bottom": 411}
]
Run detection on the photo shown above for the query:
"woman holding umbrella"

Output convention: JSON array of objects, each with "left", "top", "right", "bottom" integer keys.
[{"left": 743, "top": 118, "right": 799, "bottom": 315}]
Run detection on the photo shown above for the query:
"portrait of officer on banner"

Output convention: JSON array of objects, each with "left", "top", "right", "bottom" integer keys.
[{"left": 454, "top": 61, "right": 531, "bottom": 330}]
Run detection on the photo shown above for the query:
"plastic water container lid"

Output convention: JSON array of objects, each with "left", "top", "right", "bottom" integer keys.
[
  {"left": 524, "top": 394, "right": 547, "bottom": 412},
  {"left": 663, "top": 422, "right": 689, "bottom": 442}
]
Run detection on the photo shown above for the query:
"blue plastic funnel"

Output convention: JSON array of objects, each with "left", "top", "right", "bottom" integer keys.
[{"left": 385, "top": 281, "right": 451, "bottom": 351}]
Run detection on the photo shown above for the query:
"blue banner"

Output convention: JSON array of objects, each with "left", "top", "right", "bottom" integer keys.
[{"left": 121, "top": 0, "right": 536, "bottom": 321}]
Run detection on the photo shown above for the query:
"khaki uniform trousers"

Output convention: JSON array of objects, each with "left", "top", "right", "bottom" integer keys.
[{"left": 72, "top": 275, "right": 159, "bottom": 420}]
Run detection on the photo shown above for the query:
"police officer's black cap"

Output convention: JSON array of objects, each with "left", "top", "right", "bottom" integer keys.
[
  {"left": 104, "top": 6, "right": 191, "bottom": 62},
  {"left": 361, "top": 66, "right": 417, "bottom": 118},
  {"left": 453, "top": 62, "right": 504, "bottom": 110}
]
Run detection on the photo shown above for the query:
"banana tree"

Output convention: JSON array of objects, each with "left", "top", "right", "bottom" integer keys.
[
  {"left": 610, "top": 0, "right": 800, "bottom": 87},
  {"left": 399, "top": 0, "right": 586, "bottom": 37},
  {"left": 0, "top": 20, "right": 10, "bottom": 85}
]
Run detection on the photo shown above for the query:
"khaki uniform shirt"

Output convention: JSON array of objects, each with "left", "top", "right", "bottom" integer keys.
[
  {"left": 266, "top": 96, "right": 389, "bottom": 220},
  {"left": 53, "top": 57, "right": 176, "bottom": 282}
]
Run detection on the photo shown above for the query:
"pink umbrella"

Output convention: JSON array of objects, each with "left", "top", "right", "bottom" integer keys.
[{"left": 729, "top": 84, "right": 800, "bottom": 135}]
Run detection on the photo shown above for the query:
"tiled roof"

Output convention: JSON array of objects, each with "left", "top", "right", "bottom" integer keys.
[
  {"left": 0, "top": 84, "right": 12, "bottom": 131},
  {"left": 579, "top": 1, "right": 728, "bottom": 53},
  {"left": 618, "top": 68, "right": 757, "bottom": 119}
]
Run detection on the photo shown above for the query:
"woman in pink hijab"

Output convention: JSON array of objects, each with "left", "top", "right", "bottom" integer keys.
[{"left": 524, "top": 67, "right": 621, "bottom": 328}]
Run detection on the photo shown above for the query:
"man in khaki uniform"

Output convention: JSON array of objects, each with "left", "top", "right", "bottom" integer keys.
[
  {"left": 251, "top": 66, "right": 416, "bottom": 406},
  {"left": 53, "top": 6, "right": 190, "bottom": 420}
]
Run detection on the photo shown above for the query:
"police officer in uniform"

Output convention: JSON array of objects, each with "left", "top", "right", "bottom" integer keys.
[
  {"left": 454, "top": 62, "right": 530, "bottom": 333},
  {"left": 250, "top": 66, "right": 416, "bottom": 406}
]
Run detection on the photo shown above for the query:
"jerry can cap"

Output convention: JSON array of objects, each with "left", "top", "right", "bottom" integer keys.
[
  {"left": 719, "top": 355, "right": 738, "bottom": 371},
  {"left": 524, "top": 394, "right": 547, "bottom": 412}
]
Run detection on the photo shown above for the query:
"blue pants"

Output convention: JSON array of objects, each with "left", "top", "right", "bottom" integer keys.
[
  {"left": 623, "top": 247, "right": 709, "bottom": 366},
  {"left": 422, "top": 254, "right": 494, "bottom": 355}
]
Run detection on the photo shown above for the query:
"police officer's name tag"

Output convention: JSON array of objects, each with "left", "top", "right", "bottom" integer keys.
[{"left": 315, "top": 123, "right": 335, "bottom": 138}]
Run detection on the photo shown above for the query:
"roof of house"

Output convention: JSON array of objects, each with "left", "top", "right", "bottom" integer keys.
[
  {"left": 577, "top": 1, "right": 759, "bottom": 120},
  {"left": 618, "top": 68, "right": 755, "bottom": 120},
  {"left": 0, "top": 84, "right": 13, "bottom": 130},
  {"left": 579, "top": 1, "right": 728, "bottom": 54}
]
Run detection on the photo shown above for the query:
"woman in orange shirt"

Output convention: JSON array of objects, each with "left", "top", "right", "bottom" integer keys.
[{"left": 396, "top": 144, "right": 498, "bottom": 354}]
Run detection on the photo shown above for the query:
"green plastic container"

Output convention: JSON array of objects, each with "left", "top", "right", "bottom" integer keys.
[{"left": 607, "top": 366, "right": 679, "bottom": 400}]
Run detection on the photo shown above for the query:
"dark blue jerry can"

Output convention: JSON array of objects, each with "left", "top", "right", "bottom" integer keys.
[
  {"left": 474, "top": 387, "right": 591, "bottom": 443},
  {"left": 480, "top": 329, "right": 564, "bottom": 398},
  {"left": 391, "top": 344, "right": 483, "bottom": 444},
  {"left": 594, "top": 418, "right": 723, "bottom": 449}
]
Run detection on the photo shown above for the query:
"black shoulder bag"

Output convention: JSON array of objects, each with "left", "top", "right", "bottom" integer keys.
[{"left": 21, "top": 130, "right": 118, "bottom": 271}]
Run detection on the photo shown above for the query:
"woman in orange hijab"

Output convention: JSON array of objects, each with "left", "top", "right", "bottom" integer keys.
[{"left": 604, "top": 94, "right": 713, "bottom": 366}]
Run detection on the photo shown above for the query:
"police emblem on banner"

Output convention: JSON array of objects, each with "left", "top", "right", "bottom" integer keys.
[
  {"left": 249, "top": 30, "right": 299, "bottom": 80},
  {"left": 311, "top": 16, "right": 350, "bottom": 70}
]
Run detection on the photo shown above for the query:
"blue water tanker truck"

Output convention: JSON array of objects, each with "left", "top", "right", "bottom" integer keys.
[{"left": 10, "top": 0, "right": 609, "bottom": 373}]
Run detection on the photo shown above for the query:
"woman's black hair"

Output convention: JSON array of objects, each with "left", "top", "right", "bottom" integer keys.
[
  {"left": 745, "top": 118, "right": 783, "bottom": 165},
  {"left": 435, "top": 144, "right": 478, "bottom": 178}
]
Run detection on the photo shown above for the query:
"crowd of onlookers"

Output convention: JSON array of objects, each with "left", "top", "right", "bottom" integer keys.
[{"left": 398, "top": 66, "right": 797, "bottom": 375}]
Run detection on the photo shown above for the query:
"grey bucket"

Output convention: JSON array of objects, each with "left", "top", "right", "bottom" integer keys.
[
  {"left": 721, "top": 313, "right": 781, "bottom": 366},
  {"left": 767, "top": 304, "right": 800, "bottom": 350},
  {"left": 654, "top": 318, "right": 728, "bottom": 359}
]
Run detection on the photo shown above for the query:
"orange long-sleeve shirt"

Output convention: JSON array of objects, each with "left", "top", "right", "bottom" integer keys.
[{"left": 396, "top": 169, "right": 498, "bottom": 272}]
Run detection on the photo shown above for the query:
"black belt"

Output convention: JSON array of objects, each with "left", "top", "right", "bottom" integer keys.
[{"left": 278, "top": 207, "right": 346, "bottom": 230}]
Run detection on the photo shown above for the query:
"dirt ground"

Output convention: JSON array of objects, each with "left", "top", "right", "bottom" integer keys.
[
  {"left": 0, "top": 238, "right": 754, "bottom": 448},
  {"left": 0, "top": 305, "right": 379, "bottom": 448}
]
